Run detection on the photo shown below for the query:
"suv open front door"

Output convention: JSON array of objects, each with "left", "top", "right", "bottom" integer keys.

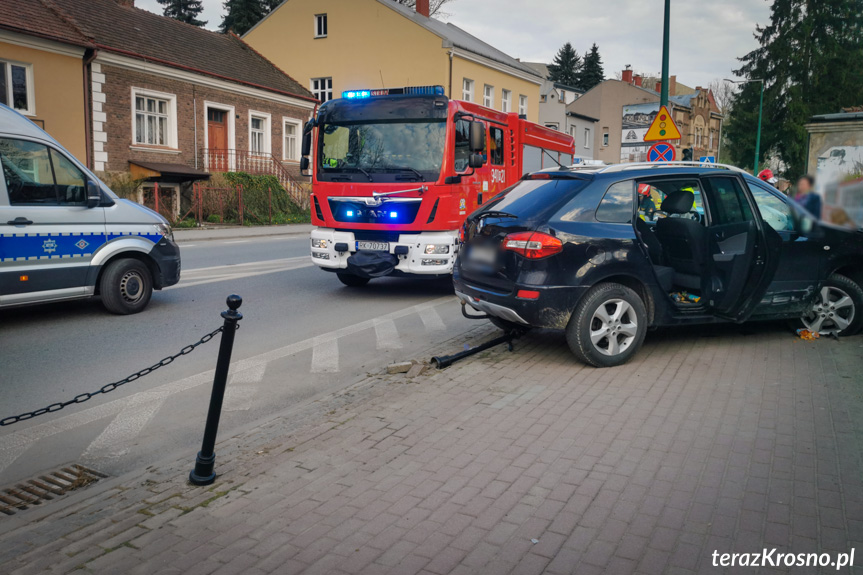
[{"left": 700, "top": 174, "right": 781, "bottom": 322}]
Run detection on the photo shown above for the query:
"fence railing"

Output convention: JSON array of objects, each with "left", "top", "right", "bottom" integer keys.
[
  {"left": 142, "top": 182, "right": 299, "bottom": 227},
  {"left": 198, "top": 148, "right": 310, "bottom": 209}
]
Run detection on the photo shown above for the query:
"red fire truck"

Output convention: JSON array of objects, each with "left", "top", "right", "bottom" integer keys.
[{"left": 300, "top": 85, "right": 575, "bottom": 286}]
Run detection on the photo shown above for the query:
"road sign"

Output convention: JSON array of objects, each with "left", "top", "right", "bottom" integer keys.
[
  {"left": 644, "top": 106, "right": 681, "bottom": 142},
  {"left": 699, "top": 156, "right": 716, "bottom": 163},
  {"left": 647, "top": 141, "right": 676, "bottom": 163}
]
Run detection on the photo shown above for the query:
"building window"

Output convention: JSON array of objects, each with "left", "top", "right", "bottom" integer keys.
[
  {"left": 249, "top": 112, "right": 271, "bottom": 155},
  {"left": 518, "top": 95, "right": 527, "bottom": 116},
  {"left": 602, "top": 130, "right": 609, "bottom": 147},
  {"left": 132, "top": 88, "right": 177, "bottom": 148},
  {"left": 0, "top": 60, "right": 34, "bottom": 115},
  {"left": 709, "top": 130, "right": 714, "bottom": 150},
  {"left": 483, "top": 84, "right": 494, "bottom": 108},
  {"left": 501, "top": 90, "right": 511, "bottom": 113},
  {"left": 584, "top": 128, "right": 591, "bottom": 149},
  {"left": 311, "top": 77, "right": 333, "bottom": 103},
  {"left": 314, "top": 14, "right": 327, "bottom": 38},
  {"left": 462, "top": 78, "right": 474, "bottom": 102},
  {"left": 283, "top": 118, "right": 301, "bottom": 161}
]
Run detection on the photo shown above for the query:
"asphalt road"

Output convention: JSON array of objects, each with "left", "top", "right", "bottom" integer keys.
[{"left": 0, "top": 233, "right": 479, "bottom": 485}]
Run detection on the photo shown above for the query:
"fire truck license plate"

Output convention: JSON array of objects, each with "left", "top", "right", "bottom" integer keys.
[{"left": 356, "top": 241, "right": 389, "bottom": 251}]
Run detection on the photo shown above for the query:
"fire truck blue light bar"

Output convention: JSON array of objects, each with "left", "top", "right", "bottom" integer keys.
[{"left": 342, "top": 86, "right": 445, "bottom": 99}]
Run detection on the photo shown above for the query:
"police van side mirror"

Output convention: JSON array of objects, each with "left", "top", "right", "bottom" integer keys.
[
  {"left": 86, "top": 181, "right": 101, "bottom": 208},
  {"left": 469, "top": 122, "right": 485, "bottom": 152},
  {"left": 468, "top": 153, "right": 484, "bottom": 169}
]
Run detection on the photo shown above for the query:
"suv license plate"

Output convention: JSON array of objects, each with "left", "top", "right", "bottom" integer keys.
[
  {"left": 469, "top": 246, "right": 497, "bottom": 264},
  {"left": 356, "top": 241, "right": 389, "bottom": 251}
]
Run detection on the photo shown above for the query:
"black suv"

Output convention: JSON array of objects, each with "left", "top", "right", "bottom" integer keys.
[{"left": 453, "top": 163, "right": 863, "bottom": 367}]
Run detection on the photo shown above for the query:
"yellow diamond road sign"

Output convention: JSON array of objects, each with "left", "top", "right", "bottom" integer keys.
[{"left": 644, "top": 105, "right": 681, "bottom": 142}]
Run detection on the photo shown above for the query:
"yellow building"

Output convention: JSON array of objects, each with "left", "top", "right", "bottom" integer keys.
[
  {"left": 0, "top": 0, "right": 91, "bottom": 161},
  {"left": 244, "top": 0, "right": 542, "bottom": 123}
]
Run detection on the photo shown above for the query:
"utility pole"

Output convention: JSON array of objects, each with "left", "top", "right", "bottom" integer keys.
[
  {"left": 725, "top": 78, "right": 765, "bottom": 172},
  {"left": 660, "top": 0, "right": 670, "bottom": 107}
]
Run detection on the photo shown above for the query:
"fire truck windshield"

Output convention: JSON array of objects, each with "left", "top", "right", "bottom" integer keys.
[{"left": 319, "top": 120, "right": 446, "bottom": 183}]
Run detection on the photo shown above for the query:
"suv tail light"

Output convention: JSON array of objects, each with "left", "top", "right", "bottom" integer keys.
[{"left": 502, "top": 231, "right": 563, "bottom": 259}]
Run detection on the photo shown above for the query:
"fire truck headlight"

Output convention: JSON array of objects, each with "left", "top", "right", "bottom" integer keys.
[
  {"left": 311, "top": 238, "right": 328, "bottom": 249},
  {"left": 424, "top": 244, "right": 450, "bottom": 255}
]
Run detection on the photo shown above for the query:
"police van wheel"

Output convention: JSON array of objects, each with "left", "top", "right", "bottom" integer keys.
[
  {"left": 101, "top": 258, "right": 153, "bottom": 315},
  {"left": 337, "top": 273, "right": 370, "bottom": 287}
]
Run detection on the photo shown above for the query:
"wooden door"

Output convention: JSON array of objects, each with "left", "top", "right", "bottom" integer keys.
[{"left": 207, "top": 109, "right": 228, "bottom": 171}]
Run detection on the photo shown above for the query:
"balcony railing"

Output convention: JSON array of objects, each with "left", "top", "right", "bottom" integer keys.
[{"left": 198, "top": 148, "right": 310, "bottom": 209}]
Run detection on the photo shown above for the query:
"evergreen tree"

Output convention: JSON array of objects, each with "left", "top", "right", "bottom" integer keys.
[
  {"left": 158, "top": 0, "right": 206, "bottom": 27},
  {"left": 547, "top": 42, "right": 582, "bottom": 88},
  {"left": 724, "top": 0, "right": 863, "bottom": 176},
  {"left": 578, "top": 43, "right": 604, "bottom": 91},
  {"left": 261, "top": 0, "right": 282, "bottom": 12},
  {"left": 220, "top": 0, "right": 266, "bottom": 35}
]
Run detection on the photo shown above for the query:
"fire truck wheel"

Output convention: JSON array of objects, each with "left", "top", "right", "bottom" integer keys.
[{"left": 337, "top": 273, "right": 370, "bottom": 287}]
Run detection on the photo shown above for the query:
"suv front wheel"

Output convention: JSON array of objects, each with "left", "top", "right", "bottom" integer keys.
[
  {"left": 797, "top": 274, "right": 863, "bottom": 336},
  {"left": 566, "top": 283, "right": 648, "bottom": 367}
]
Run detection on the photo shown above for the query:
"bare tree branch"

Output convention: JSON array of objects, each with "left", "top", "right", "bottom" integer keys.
[{"left": 708, "top": 79, "right": 736, "bottom": 115}]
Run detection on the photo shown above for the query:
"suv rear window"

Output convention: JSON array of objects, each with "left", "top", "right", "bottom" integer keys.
[{"left": 483, "top": 177, "right": 589, "bottom": 221}]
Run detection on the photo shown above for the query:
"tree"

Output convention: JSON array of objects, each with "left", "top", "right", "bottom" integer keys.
[
  {"left": 158, "top": 0, "right": 206, "bottom": 27},
  {"left": 220, "top": 0, "right": 266, "bottom": 35},
  {"left": 547, "top": 42, "right": 582, "bottom": 88},
  {"left": 707, "top": 78, "right": 735, "bottom": 115},
  {"left": 393, "top": 0, "right": 456, "bottom": 17},
  {"left": 723, "top": 0, "right": 863, "bottom": 177},
  {"left": 578, "top": 43, "right": 604, "bottom": 91}
]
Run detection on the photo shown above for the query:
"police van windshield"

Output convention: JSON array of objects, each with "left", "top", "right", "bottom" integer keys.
[{"left": 319, "top": 120, "right": 446, "bottom": 182}]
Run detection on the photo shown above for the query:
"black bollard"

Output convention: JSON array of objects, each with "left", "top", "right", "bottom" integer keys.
[{"left": 189, "top": 295, "right": 243, "bottom": 486}]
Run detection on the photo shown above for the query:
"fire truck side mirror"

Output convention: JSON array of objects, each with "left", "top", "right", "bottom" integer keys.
[
  {"left": 301, "top": 119, "right": 315, "bottom": 156},
  {"left": 468, "top": 153, "right": 485, "bottom": 169},
  {"left": 300, "top": 157, "right": 310, "bottom": 172},
  {"left": 469, "top": 122, "right": 485, "bottom": 152}
]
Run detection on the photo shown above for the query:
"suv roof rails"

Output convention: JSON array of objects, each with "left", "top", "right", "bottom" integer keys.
[{"left": 596, "top": 161, "right": 747, "bottom": 174}]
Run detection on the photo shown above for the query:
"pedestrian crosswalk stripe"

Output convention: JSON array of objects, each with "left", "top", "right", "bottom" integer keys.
[
  {"left": 419, "top": 306, "right": 446, "bottom": 331},
  {"left": 374, "top": 318, "right": 402, "bottom": 350},
  {"left": 82, "top": 391, "right": 168, "bottom": 462},
  {"left": 311, "top": 336, "right": 339, "bottom": 373}
]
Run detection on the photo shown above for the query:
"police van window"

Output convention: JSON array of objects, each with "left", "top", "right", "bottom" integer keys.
[
  {"left": 0, "top": 139, "right": 86, "bottom": 205},
  {"left": 596, "top": 181, "right": 634, "bottom": 223},
  {"left": 50, "top": 149, "right": 86, "bottom": 204},
  {"left": 454, "top": 119, "right": 471, "bottom": 172},
  {"left": 703, "top": 177, "right": 753, "bottom": 225},
  {"left": 489, "top": 127, "right": 504, "bottom": 166}
]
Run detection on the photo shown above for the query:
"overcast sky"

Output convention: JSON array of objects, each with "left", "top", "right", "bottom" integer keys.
[{"left": 136, "top": 0, "right": 771, "bottom": 89}]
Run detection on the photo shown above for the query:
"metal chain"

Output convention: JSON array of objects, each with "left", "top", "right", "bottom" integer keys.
[{"left": 0, "top": 325, "right": 237, "bottom": 427}]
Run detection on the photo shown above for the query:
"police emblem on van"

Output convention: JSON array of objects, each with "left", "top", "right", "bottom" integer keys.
[
  {"left": 75, "top": 239, "right": 89, "bottom": 250},
  {"left": 42, "top": 239, "right": 57, "bottom": 254}
]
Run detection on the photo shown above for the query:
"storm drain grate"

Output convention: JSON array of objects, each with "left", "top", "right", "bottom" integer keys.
[{"left": 0, "top": 464, "right": 107, "bottom": 516}]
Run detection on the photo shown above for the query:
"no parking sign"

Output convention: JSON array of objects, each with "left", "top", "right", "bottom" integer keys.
[{"left": 647, "top": 142, "right": 675, "bottom": 163}]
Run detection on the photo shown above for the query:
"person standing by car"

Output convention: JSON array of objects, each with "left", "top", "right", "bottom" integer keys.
[{"left": 794, "top": 175, "right": 822, "bottom": 219}]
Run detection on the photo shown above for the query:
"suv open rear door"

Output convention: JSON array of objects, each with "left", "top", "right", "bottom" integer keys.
[{"left": 700, "top": 174, "right": 782, "bottom": 322}]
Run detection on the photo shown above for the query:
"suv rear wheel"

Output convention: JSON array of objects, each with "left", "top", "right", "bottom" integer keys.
[
  {"left": 100, "top": 258, "right": 153, "bottom": 315},
  {"left": 797, "top": 274, "right": 863, "bottom": 336},
  {"left": 566, "top": 283, "right": 647, "bottom": 367}
]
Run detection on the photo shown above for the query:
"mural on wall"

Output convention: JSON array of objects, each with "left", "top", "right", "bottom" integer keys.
[
  {"left": 620, "top": 103, "right": 659, "bottom": 163},
  {"left": 817, "top": 146, "right": 863, "bottom": 228}
]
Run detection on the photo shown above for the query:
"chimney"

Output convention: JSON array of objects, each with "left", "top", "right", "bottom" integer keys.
[
  {"left": 669, "top": 75, "right": 677, "bottom": 96},
  {"left": 634, "top": 75, "right": 643, "bottom": 87},
  {"left": 416, "top": 0, "right": 429, "bottom": 17},
  {"left": 114, "top": 0, "right": 134, "bottom": 6},
  {"left": 621, "top": 67, "right": 633, "bottom": 84},
  {"left": 655, "top": 81, "right": 662, "bottom": 93}
]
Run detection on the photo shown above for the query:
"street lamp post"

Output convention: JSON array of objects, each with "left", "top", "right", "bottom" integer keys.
[{"left": 725, "top": 78, "right": 765, "bottom": 173}]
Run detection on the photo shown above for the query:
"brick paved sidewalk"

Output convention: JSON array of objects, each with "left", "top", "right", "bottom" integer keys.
[{"left": 1, "top": 323, "right": 861, "bottom": 575}]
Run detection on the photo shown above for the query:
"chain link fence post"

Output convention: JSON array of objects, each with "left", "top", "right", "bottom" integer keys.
[{"left": 189, "top": 295, "right": 243, "bottom": 486}]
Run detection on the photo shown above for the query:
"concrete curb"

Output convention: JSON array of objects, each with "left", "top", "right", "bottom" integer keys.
[{"left": 173, "top": 224, "right": 314, "bottom": 243}]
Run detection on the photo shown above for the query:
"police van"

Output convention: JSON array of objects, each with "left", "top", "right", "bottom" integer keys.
[{"left": 0, "top": 104, "right": 180, "bottom": 314}]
